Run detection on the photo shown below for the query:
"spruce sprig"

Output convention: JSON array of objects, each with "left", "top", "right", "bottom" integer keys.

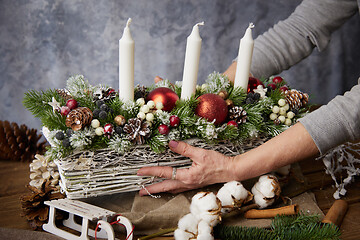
[
  {"left": 227, "top": 86, "right": 247, "bottom": 106},
  {"left": 214, "top": 213, "right": 341, "bottom": 240}
]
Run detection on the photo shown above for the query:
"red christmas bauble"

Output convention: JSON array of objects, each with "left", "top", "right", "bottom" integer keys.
[
  {"left": 158, "top": 124, "right": 170, "bottom": 135},
  {"left": 272, "top": 76, "right": 283, "bottom": 84},
  {"left": 279, "top": 85, "right": 289, "bottom": 92},
  {"left": 104, "top": 123, "right": 113, "bottom": 135},
  {"left": 195, "top": 93, "right": 228, "bottom": 125},
  {"left": 66, "top": 99, "right": 78, "bottom": 110},
  {"left": 146, "top": 87, "right": 179, "bottom": 112},
  {"left": 169, "top": 115, "right": 180, "bottom": 127},
  {"left": 247, "top": 77, "right": 265, "bottom": 93}
]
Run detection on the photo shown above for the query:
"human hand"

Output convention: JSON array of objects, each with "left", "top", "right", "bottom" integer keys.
[{"left": 137, "top": 140, "right": 236, "bottom": 196}]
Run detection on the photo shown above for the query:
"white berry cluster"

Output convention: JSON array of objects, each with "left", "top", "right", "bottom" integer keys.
[
  {"left": 269, "top": 99, "right": 295, "bottom": 126},
  {"left": 175, "top": 176, "right": 280, "bottom": 240},
  {"left": 135, "top": 98, "right": 164, "bottom": 125},
  {"left": 29, "top": 154, "right": 60, "bottom": 189}
]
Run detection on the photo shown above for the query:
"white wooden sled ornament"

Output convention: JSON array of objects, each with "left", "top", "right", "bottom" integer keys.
[{"left": 43, "top": 198, "right": 133, "bottom": 240}]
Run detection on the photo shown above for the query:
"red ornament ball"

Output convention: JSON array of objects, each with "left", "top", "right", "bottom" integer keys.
[
  {"left": 66, "top": 99, "right": 78, "bottom": 110},
  {"left": 169, "top": 115, "right": 180, "bottom": 127},
  {"left": 60, "top": 106, "right": 71, "bottom": 116},
  {"left": 195, "top": 93, "right": 228, "bottom": 125},
  {"left": 267, "top": 83, "right": 277, "bottom": 90},
  {"left": 279, "top": 85, "right": 289, "bottom": 92},
  {"left": 158, "top": 124, "right": 170, "bottom": 135},
  {"left": 104, "top": 123, "right": 113, "bottom": 135},
  {"left": 247, "top": 77, "right": 265, "bottom": 93},
  {"left": 227, "top": 120, "right": 238, "bottom": 127},
  {"left": 146, "top": 87, "right": 179, "bottom": 112},
  {"left": 272, "top": 76, "right": 284, "bottom": 84}
]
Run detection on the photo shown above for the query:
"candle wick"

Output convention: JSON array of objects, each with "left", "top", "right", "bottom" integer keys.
[
  {"left": 249, "top": 22, "right": 255, "bottom": 29},
  {"left": 196, "top": 21, "right": 205, "bottom": 27},
  {"left": 126, "top": 18, "right": 132, "bottom": 28}
]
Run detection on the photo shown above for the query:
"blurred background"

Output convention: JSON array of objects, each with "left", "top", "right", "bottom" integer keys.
[{"left": 1, "top": 0, "right": 360, "bottom": 130}]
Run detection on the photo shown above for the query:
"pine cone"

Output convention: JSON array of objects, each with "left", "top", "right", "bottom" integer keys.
[
  {"left": 65, "top": 107, "right": 93, "bottom": 131},
  {"left": 0, "top": 121, "right": 47, "bottom": 162},
  {"left": 229, "top": 106, "right": 247, "bottom": 124},
  {"left": 134, "top": 85, "right": 149, "bottom": 100},
  {"left": 56, "top": 89, "right": 72, "bottom": 101},
  {"left": 284, "top": 89, "right": 309, "bottom": 110},
  {"left": 20, "top": 181, "right": 66, "bottom": 230},
  {"left": 93, "top": 87, "right": 117, "bottom": 102},
  {"left": 123, "top": 118, "right": 151, "bottom": 145}
]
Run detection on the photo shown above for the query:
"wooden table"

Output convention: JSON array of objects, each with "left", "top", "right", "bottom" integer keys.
[{"left": 0, "top": 157, "right": 359, "bottom": 239}]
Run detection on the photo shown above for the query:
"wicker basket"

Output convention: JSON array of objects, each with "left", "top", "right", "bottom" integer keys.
[{"left": 55, "top": 138, "right": 267, "bottom": 199}]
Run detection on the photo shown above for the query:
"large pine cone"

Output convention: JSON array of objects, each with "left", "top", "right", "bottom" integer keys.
[
  {"left": 284, "top": 89, "right": 309, "bottom": 110},
  {"left": 20, "top": 181, "right": 66, "bottom": 230},
  {"left": 65, "top": 107, "right": 93, "bottom": 131},
  {"left": 123, "top": 118, "right": 151, "bottom": 145},
  {"left": 0, "top": 121, "right": 47, "bottom": 162}
]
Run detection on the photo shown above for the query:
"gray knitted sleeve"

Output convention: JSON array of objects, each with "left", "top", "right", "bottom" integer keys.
[
  {"left": 299, "top": 79, "right": 360, "bottom": 154},
  {"left": 250, "top": 0, "right": 358, "bottom": 78}
]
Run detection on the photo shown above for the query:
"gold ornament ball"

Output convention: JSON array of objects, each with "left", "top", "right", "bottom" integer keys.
[
  {"left": 114, "top": 115, "right": 126, "bottom": 126},
  {"left": 225, "top": 99, "right": 234, "bottom": 107},
  {"left": 218, "top": 90, "right": 228, "bottom": 99},
  {"left": 195, "top": 93, "right": 228, "bottom": 125}
]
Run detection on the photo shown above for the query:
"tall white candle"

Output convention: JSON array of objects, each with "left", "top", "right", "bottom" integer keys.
[
  {"left": 234, "top": 23, "right": 255, "bottom": 91},
  {"left": 119, "top": 18, "right": 135, "bottom": 101},
  {"left": 181, "top": 22, "right": 204, "bottom": 100}
]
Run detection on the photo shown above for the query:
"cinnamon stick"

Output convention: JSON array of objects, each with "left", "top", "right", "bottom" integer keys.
[
  {"left": 322, "top": 199, "right": 348, "bottom": 226},
  {"left": 244, "top": 204, "right": 299, "bottom": 219}
]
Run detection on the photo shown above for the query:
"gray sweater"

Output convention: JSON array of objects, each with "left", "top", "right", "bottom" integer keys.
[{"left": 250, "top": 0, "right": 360, "bottom": 154}]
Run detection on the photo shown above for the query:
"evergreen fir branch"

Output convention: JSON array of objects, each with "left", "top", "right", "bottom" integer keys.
[
  {"left": 214, "top": 213, "right": 341, "bottom": 240},
  {"left": 172, "top": 97, "right": 198, "bottom": 117},
  {"left": 217, "top": 125, "right": 239, "bottom": 140},
  {"left": 174, "top": 81, "right": 182, "bottom": 97},
  {"left": 268, "top": 88, "right": 285, "bottom": 103},
  {"left": 228, "top": 86, "right": 247, "bottom": 106},
  {"left": 88, "top": 135, "right": 110, "bottom": 150},
  {"left": 214, "top": 225, "right": 276, "bottom": 240},
  {"left": 108, "top": 135, "right": 132, "bottom": 154},
  {"left": 108, "top": 97, "right": 124, "bottom": 116},
  {"left": 23, "top": 89, "right": 65, "bottom": 118},
  {"left": 75, "top": 93, "right": 96, "bottom": 111},
  {"left": 205, "top": 72, "right": 230, "bottom": 94},
  {"left": 146, "top": 133, "right": 168, "bottom": 153},
  {"left": 66, "top": 74, "right": 94, "bottom": 98},
  {"left": 41, "top": 109, "right": 67, "bottom": 130}
]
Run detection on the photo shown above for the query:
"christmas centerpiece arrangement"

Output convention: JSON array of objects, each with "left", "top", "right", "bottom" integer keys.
[
  {"left": 23, "top": 20, "right": 310, "bottom": 199},
  {"left": 23, "top": 73, "right": 309, "bottom": 199}
]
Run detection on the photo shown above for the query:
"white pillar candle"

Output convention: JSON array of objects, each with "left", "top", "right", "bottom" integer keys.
[
  {"left": 181, "top": 22, "right": 204, "bottom": 100},
  {"left": 234, "top": 23, "right": 255, "bottom": 91},
  {"left": 119, "top": 18, "right": 135, "bottom": 102}
]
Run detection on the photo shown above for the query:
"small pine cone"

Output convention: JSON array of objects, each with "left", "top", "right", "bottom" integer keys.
[
  {"left": 93, "top": 87, "right": 117, "bottom": 102},
  {"left": 229, "top": 106, "right": 247, "bottom": 124},
  {"left": 20, "top": 180, "right": 66, "bottom": 230},
  {"left": 0, "top": 121, "right": 47, "bottom": 162},
  {"left": 134, "top": 85, "right": 149, "bottom": 100},
  {"left": 284, "top": 89, "right": 309, "bottom": 110},
  {"left": 65, "top": 107, "right": 93, "bottom": 131},
  {"left": 56, "top": 89, "right": 72, "bottom": 101},
  {"left": 123, "top": 118, "right": 151, "bottom": 145}
]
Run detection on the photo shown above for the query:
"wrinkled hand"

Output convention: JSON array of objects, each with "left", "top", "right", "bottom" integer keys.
[{"left": 137, "top": 140, "right": 236, "bottom": 196}]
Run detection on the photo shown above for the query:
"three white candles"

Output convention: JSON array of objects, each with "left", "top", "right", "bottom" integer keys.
[
  {"left": 119, "top": 18, "right": 135, "bottom": 101},
  {"left": 180, "top": 22, "right": 204, "bottom": 100},
  {"left": 234, "top": 23, "right": 255, "bottom": 91}
]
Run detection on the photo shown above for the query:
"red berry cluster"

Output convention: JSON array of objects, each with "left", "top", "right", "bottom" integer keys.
[
  {"left": 267, "top": 76, "right": 288, "bottom": 92},
  {"left": 60, "top": 99, "right": 78, "bottom": 116},
  {"left": 158, "top": 115, "right": 180, "bottom": 135}
]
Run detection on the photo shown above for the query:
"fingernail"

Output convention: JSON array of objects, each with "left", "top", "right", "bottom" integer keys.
[
  {"left": 137, "top": 172, "right": 143, "bottom": 176},
  {"left": 169, "top": 140, "right": 179, "bottom": 148}
]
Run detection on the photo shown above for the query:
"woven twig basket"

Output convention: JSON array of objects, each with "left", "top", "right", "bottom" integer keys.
[{"left": 55, "top": 138, "right": 267, "bottom": 199}]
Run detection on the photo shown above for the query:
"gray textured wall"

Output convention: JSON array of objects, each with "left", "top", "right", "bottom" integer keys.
[{"left": 1, "top": 0, "right": 360, "bottom": 130}]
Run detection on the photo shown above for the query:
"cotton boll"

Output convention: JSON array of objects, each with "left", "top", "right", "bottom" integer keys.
[
  {"left": 190, "top": 192, "right": 221, "bottom": 226},
  {"left": 197, "top": 233, "right": 214, "bottom": 240},
  {"left": 178, "top": 213, "right": 199, "bottom": 235},
  {"left": 275, "top": 164, "right": 291, "bottom": 176},
  {"left": 174, "top": 229, "right": 194, "bottom": 240},
  {"left": 217, "top": 181, "right": 251, "bottom": 213},
  {"left": 251, "top": 175, "right": 281, "bottom": 209},
  {"left": 197, "top": 220, "right": 212, "bottom": 235}
]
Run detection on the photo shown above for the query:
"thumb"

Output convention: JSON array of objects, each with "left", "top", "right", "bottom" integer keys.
[{"left": 169, "top": 140, "right": 202, "bottom": 160}]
